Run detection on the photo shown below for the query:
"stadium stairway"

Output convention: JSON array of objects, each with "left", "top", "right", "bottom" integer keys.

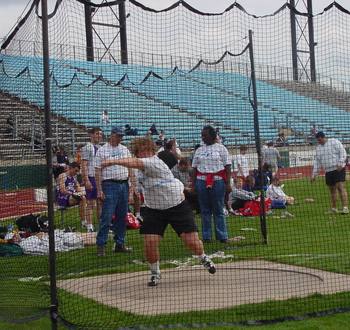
[
  {"left": 264, "top": 79, "right": 350, "bottom": 140},
  {"left": 0, "top": 92, "right": 89, "bottom": 161},
  {"left": 267, "top": 80, "right": 350, "bottom": 112}
]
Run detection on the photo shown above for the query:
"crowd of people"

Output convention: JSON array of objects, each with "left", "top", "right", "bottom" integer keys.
[{"left": 53, "top": 124, "right": 349, "bottom": 286}]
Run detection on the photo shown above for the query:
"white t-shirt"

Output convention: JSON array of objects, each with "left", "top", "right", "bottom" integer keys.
[
  {"left": 192, "top": 143, "right": 230, "bottom": 173},
  {"left": 138, "top": 156, "right": 184, "bottom": 210},
  {"left": 95, "top": 143, "right": 131, "bottom": 181},
  {"left": 313, "top": 138, "right": 347, "bottom": 175},
  {"left": 266, "top": 184, "right": 287, "bottom": 201},
  {"left": 81, "top": 142, "right": 99, "bottom": 177},
  {"left": 233, "top": 154, "right": 249, "bottom": 177},
  {"left": 262, "top": 147, "right": 280, "bottom": 166}
]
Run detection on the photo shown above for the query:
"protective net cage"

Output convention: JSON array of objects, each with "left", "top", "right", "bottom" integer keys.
[{"left": 1, "top": 0, "right": 350, "bottom": 329}]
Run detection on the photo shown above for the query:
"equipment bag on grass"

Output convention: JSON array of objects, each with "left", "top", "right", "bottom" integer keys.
[{"left": 0, "top": 243, "right": 23, "bottom": 257}]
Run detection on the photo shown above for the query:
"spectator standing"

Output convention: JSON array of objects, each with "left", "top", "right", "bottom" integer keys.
[
  {"left": 233, "top": 145, "right": 249, "bottom": 183},
  {"left": 81, "top": 127, "right": 103, "bottom": 232},
  {"left": 53, "top": 146, "right": 69, "bottom": 179},
  {"left": 157, "top": 139, "right": 178, "bottom": 170},
  {"left": 75, "top": 145, "right": 83, "bottom": 165},
  {"left": 192, "top": 125, "right": 231, "bottom": 243},
  {"left": 100, "top": 137, "right": 216, "bottom": 286},
  {"left": 101, "top": 110, "right": 110, "bottom": 126},
  {"left": 311, "top": 132, "right": 349, "bottom": 214},
  {"left": 262, "top": 141, "right": 281, "bottom": 175},
  {"left": 172, "top": 158, "right": 199, "bottom": 211},
  {"left": 95, "top": 127, "right": 136, "bottom": 256}
]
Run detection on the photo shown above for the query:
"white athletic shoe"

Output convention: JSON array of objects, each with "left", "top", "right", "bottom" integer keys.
[
  {"left": 341, "top": 207, "right": 349, "bottom": 214},
  {"left": 148, "top": 272, "right": 161, "bottom": 287},
  {"left": 326, "top": 208, "right": 338, "bottom": 214},
  {"left": 201, "top": 256, "right": 216, "bottom": 274},
  {"left": 81, "top": 220, "right": 87, "bottom": 228},
  {"left": 86, "top": 224, "right": 94, "bottom": 232}
]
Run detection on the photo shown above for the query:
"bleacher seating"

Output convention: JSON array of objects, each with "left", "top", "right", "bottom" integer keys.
[{"left": 1, "top": 54, "right": 349, "bottom": 148}]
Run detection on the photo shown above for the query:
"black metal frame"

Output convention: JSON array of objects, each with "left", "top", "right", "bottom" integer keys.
[
  {"left": 289, "top": 0, "right": 317, "bottom": 82},
  {"left": 248, "top": 30, "right": 268, "bottom": 245},
  {"left": 84, "top": 0, "right": 128, "bottom": 64},
  {"left": 41, "top": 0, "right": 58, "bottom": 329}
]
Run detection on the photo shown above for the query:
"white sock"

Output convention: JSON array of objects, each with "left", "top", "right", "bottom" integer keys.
[
  {"left": 136, "top": 212, "right": 141, "bottom": 217},
  {"left": 149, "top": 261, "right": 160, "bottom": 275}
]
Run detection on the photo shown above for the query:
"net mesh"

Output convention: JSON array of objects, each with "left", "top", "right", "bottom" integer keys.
[{"left": 1, "top": 1, "right": 350, "bottom": 329}]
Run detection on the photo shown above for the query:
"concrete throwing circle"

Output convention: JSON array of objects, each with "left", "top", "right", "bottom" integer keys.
[{"left": 57, "top": 260, "right": 350, "bottom": 315}]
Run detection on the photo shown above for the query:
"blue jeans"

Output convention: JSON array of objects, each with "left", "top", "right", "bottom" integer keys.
[
  {"left": 195, "top": 179, "right": 228, "bottom": 241},
  {"left": 96, "top": 181, "right": 129, "bottom": 246}
]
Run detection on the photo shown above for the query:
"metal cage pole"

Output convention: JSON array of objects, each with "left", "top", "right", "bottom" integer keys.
[
  {"left": 119, "top": 0, "right": 128, "bottom": 64},
  {"left": 289, "top": 0, "right": 298, "bottom": 81},
  {"left": 84, "top": 0, "right": 94, "bottom": 61},
  {"left": 248, "top": 30, "right": 268, "bottom": 244},
  {"left": 307, "top": 0, "right": 316, "bottom": 82},
  {"left": 41, "top": 0, "right": 58, "bottom": 329}
]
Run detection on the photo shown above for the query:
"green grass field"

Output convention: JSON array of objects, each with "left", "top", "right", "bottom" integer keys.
[{"left": 1, "top": 177, "right": 350, "bottom": 329}]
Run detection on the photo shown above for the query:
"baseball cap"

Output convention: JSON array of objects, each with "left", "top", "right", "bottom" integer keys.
[
  {"left": 111, "top": 126, "right": 124, "bottom": 136},
  {"left": 315, "top": 131, "right": 325, "bottom": 139}
]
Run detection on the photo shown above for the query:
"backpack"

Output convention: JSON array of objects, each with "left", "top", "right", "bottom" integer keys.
[{"left": 16, "top": 214, "right": 49, "bottom": 233}]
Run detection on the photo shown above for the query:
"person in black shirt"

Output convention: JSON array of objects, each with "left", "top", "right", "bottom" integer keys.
[{"left": 157, "top": 139, "right": 178, "bottom": 169}]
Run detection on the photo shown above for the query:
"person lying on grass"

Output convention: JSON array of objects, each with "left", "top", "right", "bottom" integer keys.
[{"left": 101, "top": 137, "right": 216, "bottom": 287}]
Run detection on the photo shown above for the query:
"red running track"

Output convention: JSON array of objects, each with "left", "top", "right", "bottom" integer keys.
[{"left": 0, "top": 188, "right": 47, "bottom": 220}]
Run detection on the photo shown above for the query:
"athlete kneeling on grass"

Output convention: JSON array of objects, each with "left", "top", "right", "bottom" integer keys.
[{"left": 101, "top": 137, "right": 216, "bottom": 286}]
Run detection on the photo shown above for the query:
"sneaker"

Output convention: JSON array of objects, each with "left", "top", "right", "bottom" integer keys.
[
  {"left": 86, "top": 224, "right": 94, "bottom": 232},
  {"left": 81, "top": 220, "right": 87, "bottom": 228},
  {"left": 201, "top": 256, "right": 216, "bottom": 274},
  {"left": 97, "top": 245, "right": 105, "bottom": 257},
  {"left": 113, "top": 243, "right": 132, "bottom": 253},
  {"left": 148, "top": 272, "right": 161, "bottom": 287},
  {"left": 326, "top": 208, "right": 338, "bottom": 214},
  {"left": 341, "top": 207, "right": 349, "bottom": 214}
]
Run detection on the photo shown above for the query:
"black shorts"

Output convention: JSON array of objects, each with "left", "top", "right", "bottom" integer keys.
[
  {"left": 140, "top": 200, "right": 198, "bottom": 237},
  {"left": 325, "top": 168, "right": 346, "bottom": 186}
]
